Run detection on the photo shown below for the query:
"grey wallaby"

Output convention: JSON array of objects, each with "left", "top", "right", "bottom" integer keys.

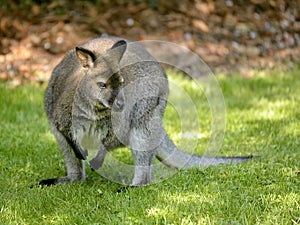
[{"left": 41, "top": 36, "right": 254, "bottom": 186}]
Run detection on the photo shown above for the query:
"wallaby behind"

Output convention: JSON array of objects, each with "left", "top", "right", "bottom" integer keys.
[{"left": 41, "top": 36, "right": 254, "bottom": 186}]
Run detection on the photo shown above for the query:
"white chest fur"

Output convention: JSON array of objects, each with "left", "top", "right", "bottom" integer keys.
[{"left": 72, "top": 120, "right": 109, "bottom": 151}]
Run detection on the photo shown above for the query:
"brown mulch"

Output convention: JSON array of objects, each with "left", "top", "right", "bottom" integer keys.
[{"left": 1, "top": 0, "right": 300, "bottom": 85}]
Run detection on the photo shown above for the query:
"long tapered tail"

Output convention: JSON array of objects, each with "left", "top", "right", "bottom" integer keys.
[{"left": 156, "top": 129, "right": 256, "bottom": 168}]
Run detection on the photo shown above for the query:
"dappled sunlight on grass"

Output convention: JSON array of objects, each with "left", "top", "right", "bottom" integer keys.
[
  {"left": 249, "top": 99, "right": 296, "bottom": 120},
  {"left": 146, "top": 206, "right": 169, "bottom": 217},
  {"left": 163, "top": 191, "right": 217, "bottom": 205},
  {"left": 42, "top": 131, "right": 56, "bottom": 143}
]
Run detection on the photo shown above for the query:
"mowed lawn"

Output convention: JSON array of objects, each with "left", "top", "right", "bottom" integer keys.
[{"left": 0, "top": 69, "right": 299, "bottom": 224}]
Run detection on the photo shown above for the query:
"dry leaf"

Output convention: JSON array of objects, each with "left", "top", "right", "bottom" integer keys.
[{"left": 192, "top": 19, "right": 209, "bottom": 32}]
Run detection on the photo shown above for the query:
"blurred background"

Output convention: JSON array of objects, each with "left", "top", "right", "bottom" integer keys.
[{"left": 1, "top": 0, "right": 299, "bottom": 84}]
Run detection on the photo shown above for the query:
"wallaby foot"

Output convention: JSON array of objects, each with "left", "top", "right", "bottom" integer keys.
[
  {"left": 38, "top": 178, "right": 59, "bottom": 186},
  {"left": 38, "top": 173, "right": 85, "bottom": 186},
  {"left": 131, "top": 166, "right": 152, "bottom": 186}
]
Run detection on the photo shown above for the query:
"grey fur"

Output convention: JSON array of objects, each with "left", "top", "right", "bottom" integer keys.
[{"left": 42, "top": 36, "right": 254, "bottom": 186}]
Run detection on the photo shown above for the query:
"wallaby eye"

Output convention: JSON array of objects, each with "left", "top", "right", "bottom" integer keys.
[{"left": 97, "top": 82, "right": 106, "bottom": 89}]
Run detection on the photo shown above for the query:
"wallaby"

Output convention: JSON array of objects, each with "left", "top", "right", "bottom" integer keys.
[{"left": 41, "top": 36, "right": 254, "bottom": 186}]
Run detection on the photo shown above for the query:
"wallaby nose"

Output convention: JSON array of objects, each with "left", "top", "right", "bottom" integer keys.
[{"left": 112, "top": 92, "right": 124, "bottom": 112}]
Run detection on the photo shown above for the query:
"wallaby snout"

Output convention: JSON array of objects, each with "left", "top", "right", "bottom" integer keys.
[{"left": 112, "top": 91, "right": 125, "bottom": 112}]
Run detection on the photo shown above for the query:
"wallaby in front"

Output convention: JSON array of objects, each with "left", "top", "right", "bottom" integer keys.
[{"left": 41, "top": 36, "right": 254, "bottom": 187}]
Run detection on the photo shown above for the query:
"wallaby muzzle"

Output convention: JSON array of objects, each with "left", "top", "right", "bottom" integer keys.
[{"left": 112, "top": 90, "right": 124, "bottom": 112}]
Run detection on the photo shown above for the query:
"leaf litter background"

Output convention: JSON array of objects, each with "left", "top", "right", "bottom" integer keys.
[{"left": 0, "top": 0, "right": 300, "bottom": 85}]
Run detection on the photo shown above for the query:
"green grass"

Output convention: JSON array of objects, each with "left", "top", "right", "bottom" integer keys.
[{"left": 0, "top": 69, "right": 299, "bottom": 224}]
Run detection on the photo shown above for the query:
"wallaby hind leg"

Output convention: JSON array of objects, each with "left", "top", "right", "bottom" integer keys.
[
  {"left": 130, "top": 129, "right": 156, "bottom": 186},
  {"left": 129, "top": 107, "right": 164, "bottom": 186},
  {"left": 39, "top": 124, "right": 85, "bottom": 185},
  {"left": 130, "top": 125, "right": 164, "bottom": 186}
]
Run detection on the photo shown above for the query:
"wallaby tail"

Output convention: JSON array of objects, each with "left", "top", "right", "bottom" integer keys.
[{"left": 156, "top": 129, "right": 256, "bottom": 169}]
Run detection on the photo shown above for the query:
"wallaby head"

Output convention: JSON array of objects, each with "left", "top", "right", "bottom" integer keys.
[{"left": 75, "top": 40, "right": 127, "bottom": 112}]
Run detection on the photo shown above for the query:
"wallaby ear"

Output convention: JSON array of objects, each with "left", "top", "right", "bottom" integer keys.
[
  {"left": 108, "top": 40, "right": 127, "bottom": 64},
  {"left": 75, "top": 47, "right": 96, "bottom": 69}
]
